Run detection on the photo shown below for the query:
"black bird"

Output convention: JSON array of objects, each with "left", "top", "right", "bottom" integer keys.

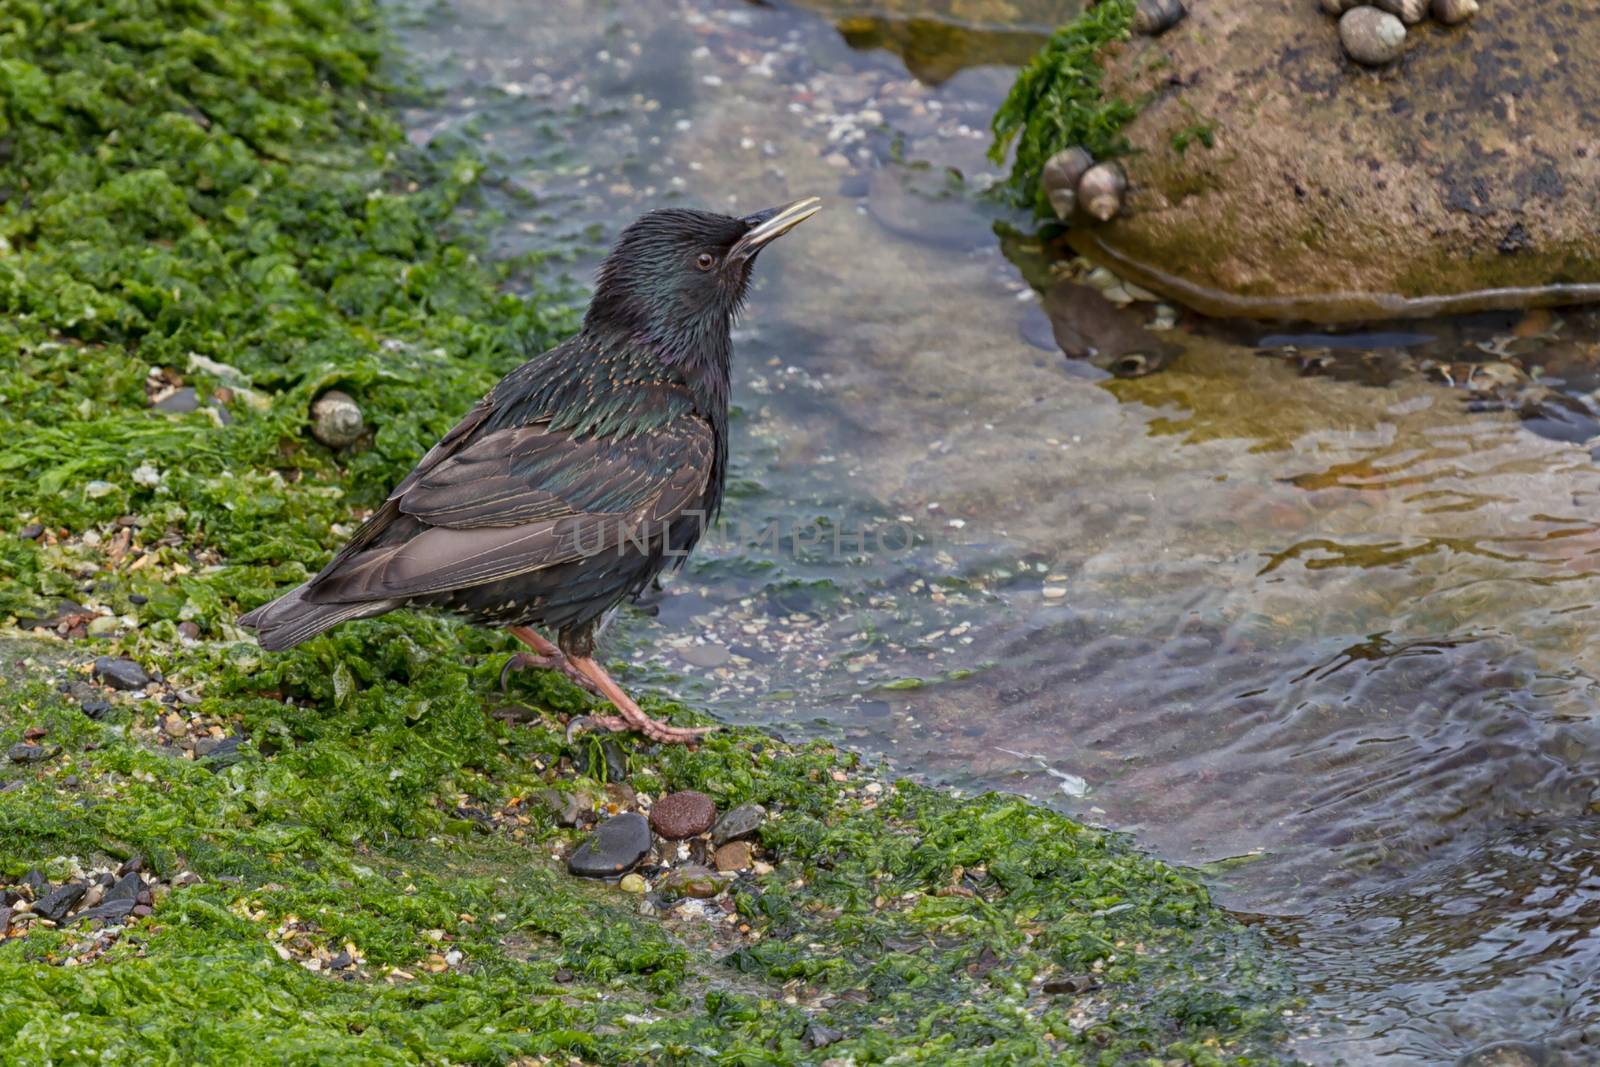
[{"left": 239, "top": 197, "right": 822, "bottom": 743}]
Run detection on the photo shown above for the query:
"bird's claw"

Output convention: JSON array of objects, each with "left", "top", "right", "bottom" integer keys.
[
  {"left": 500, "top": 651, "right": 602, "bottom": 696},
  {"left": 565, "top": 712, "right": 716, "bottom": 746}
]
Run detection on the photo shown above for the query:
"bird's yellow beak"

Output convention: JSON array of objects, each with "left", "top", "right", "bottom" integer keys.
[{"left": 731, "top": 196, "right": 822, "bottom": 261}]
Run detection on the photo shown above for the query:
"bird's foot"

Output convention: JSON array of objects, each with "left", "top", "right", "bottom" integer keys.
[
  {"left": 568, "top": 654, "right": 716, "bottom": 746},
  {"left": 499, "top": 651, "right": 601, "bottom": 696}
]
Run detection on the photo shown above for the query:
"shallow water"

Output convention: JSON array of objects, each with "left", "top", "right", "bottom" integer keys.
[{"left": 395, "top": 2, "right": 1600, "bottom": 1062}]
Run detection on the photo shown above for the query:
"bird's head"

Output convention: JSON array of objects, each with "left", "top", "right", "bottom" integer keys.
[{"left": 586, "top": 198, "right": 821, "bottom": 356}]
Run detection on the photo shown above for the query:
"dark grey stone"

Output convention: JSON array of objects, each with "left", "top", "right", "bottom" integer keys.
[
  {"left": 33, "top": 881, "right": 87, "bottom": 922},
  {"left": 568, "top": 812, "right": 651, "bottom": 878},
  {"left": 710, "top": 803, "right": 767, "bottom": 846},
  {"left": 93, "top": 656, "right": 151, "bottom": 690}
]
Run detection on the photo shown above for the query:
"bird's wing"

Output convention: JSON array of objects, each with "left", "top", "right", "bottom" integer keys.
[{"left": 303, "top": 416, "right": 714, "bottom": 604}]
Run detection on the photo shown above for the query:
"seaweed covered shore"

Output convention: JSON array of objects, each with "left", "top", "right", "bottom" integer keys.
[{"left": 1, "top": 2, "right": 1300, "bottom": 1062}]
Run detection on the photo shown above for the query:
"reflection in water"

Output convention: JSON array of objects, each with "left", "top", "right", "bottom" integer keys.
[{"left": 394, "top": 0, "right": 1600, "bottom": 1062}]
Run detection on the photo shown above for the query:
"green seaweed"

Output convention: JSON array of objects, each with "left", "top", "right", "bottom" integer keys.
[
  {"left": 989, "top": 0, "right": 1140, "bottom": 216},
  {"left": 0, "top": 0, "right": 1302, "bottom": 1062}
]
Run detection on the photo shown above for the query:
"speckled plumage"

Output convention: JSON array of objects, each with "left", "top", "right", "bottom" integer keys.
[{"left": 240, "top": 203, "right": 815, "bottom": 660}]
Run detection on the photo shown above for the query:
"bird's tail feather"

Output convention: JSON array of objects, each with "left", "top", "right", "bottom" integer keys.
[{"left": 237, "top": 583, "right": 400, "bottom": 651}]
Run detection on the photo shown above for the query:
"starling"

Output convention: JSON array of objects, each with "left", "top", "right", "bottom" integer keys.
[{"left": 239, "top": 197, "right": 822, "bottom": 743}]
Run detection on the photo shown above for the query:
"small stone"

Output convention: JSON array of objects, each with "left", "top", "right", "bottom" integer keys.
[
  {"left": 1374, "top": 0, "right": 1426, "bottom": 24},
  {"left": 17, "top": 523, "right": 43, "bottom": 540},
  {"left": 573, "top": 737, "right": 628, "bottom": 783},
  {"left": 710, "top": 803, "right": 767, "bottom": 846},
  {"left": 1043, "top": 974, "right": 1101, "bottom": 995},
  {"left": 656, "top": 864, "right": 721, "bottom": 899},
  {"left": 7, "top": 743, "right": 57, "bottom": 764},
  {"left": 153, "top": 387, "right": 200, "bottom": 414},
  {"left": 1431, "top": 0, "right": 1477, "bottom": 24},
  {"left": 1339, "top": 7, "right": 1406, "bottom": 66},
  {"left": 805, "top": 1022, "right": 846, "bottom": 1050},
  {"left": 22, "top": 869, "right": 48, "bottom": 896},
  {"left": 1132, "top": 0, "right": 1186, "bottom": 36},
  {"left": 538, "top": 785, "right": 599, "bottom": 827},
  {"left": 171, "top": 871, "right": 202, "bottom": 887},
  {"left": 618, "top": 873, "right": 648, "bottom": 894},
  {"left": 567, "top": 812, "right": 651, "bottom": 878},
  {"left": 1040, "top": 147, "right": 1094, "bottom": 221},
  {"left": 1077, "top": 161, "right": 1127, "bottom": 222},
  {"left": 649, "top": 790, "right": 717, "bottom": 840},
  {"left": 131, "top": 903, "right": 153, "bottom": 918},
  {"left": 84, "top": 480, "right": 117, "bottom": 500},
  {"left": 1319, "top": 0, "right": 1360, "bottom": 12},
  {"left": 309, "top": 390, "right": 366, "bottom": 448},
  {"left": 713, "top": 841, "right": 753, "bottom": 872},
  {"left": 105, "top": 872, "right": 142, "bottom": 902},
  {"left": 33, "top": 882, "right": 87, "bottom": 922},
  {"left": 93, "top": 656, "right": 151, "bottom": 690},
  {"left": 176, "top": 621, "right": 201, "bottom": 641},
  {"left": 86, "top": 615, "right": 121, "bottom": 637},
  {"left": 195, "top": 735, "right": 245, "bottom": 770}
]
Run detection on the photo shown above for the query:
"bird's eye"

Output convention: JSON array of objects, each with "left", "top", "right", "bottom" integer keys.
[{"left": 695, "top": 252, "right": 716, "bottom": 271}]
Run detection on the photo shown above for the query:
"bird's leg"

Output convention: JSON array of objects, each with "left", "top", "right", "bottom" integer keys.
[
  {"left": 567, "top": 655, "right": 716, "bottom": 745},
  {"left": 500, "top": 626, "right": 601, "bottom": 696}
]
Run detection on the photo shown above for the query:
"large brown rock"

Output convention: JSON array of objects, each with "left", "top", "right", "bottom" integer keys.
[{"left": 1077, "top": 0, "right": 1600, "bottom": 321}]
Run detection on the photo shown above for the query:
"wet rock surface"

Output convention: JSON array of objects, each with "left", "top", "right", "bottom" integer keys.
[
  {"left": 649, "top": 790, "right": 717, "bottom": 839},
  {"left": 92, "top": 656, "right": 150, "bottom": 690},
  {"left": 567, "top": 812, "right": 651, "bottom": 877},
  {"left": 1085, "top": 0, "right": 1600, "bottom": 320},
  {"left": 709, "top": 802, "right": 766, "bottom": 846}
]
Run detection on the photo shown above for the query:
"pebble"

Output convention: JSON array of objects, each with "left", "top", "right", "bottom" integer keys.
[
  {"left": 6, "top": 743, "right": 57, "bottom": 764},
  {"left": 567, "top": 812, "right": 651, "bottom": 877},
  {"left": 1374, "top": 0, "right": 1426, "bottom": 24},
  {"left": 1319, "top": 0, "right": 1360, "bottom": 11},
  {"left": 713, "top": 841, "right": 753, "bottom": 871},
  {"left": 152, "top": 387, "right": 200, "bottom": 414},
  {"left": 710, "top": 803, "right": 766, "bottom": 846},
  {"left": 619, "top": 873, "right": 648, "bottom": 893},
  {"left": 86, "top": 615, "right": 121, "bottom": 637},
  {"left": 573, "top": 737, "right": 628, "bottom": 782},
  {"left": 649, "top": 790, "right": 717, "bottom": 839},
  {"left": 1431, "top": 0, "right": 1477, "bottom": 24},
  {"left": 309, "top": 390, "right": 366, "bottom": 448},
  {"left": 17, "top": 523, "right": 43, "bottom": 540},
  {"left": 195, "top": 736, "right": 245, "bottom": 770},
  {"left": 656, "top": 864, "right": 721, "bottom": 899},
  {"left": 805, "top": 1022, "right": 846, "bottom": 1050},
  {"left": 538, "top": 786, "right": 595, "bottom": 828},
  {"left": 93, "top": 656, "right": 151, "bottom": 690},
  {"left": 1132, "top": 0, "right": 1186, "bottom": 36},
  {"left": 33, "top": 881, "right": 87, "bottom": 922},
  {"left": 1339, "top": 7, "right": 1406, "bottom": 66}
]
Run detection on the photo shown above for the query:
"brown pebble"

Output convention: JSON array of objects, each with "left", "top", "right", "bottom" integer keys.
[
  {"left": 713, "top": 841, "right": 753, "bottom": 872},
  {"left": 131, "top": 904, "right": 152, "bottom": 917},
  {"left": 649, "top": 790, "right": 717, "bottom": 840}
]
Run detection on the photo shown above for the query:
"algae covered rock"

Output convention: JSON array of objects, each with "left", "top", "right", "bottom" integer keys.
[{"left": 998, "top": 0, "right": 1600, "bottom": 320}]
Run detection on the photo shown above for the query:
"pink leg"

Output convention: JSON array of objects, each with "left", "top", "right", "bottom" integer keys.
[{"left": 501, "top": 626, "right": 600, "bottom": 695}]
